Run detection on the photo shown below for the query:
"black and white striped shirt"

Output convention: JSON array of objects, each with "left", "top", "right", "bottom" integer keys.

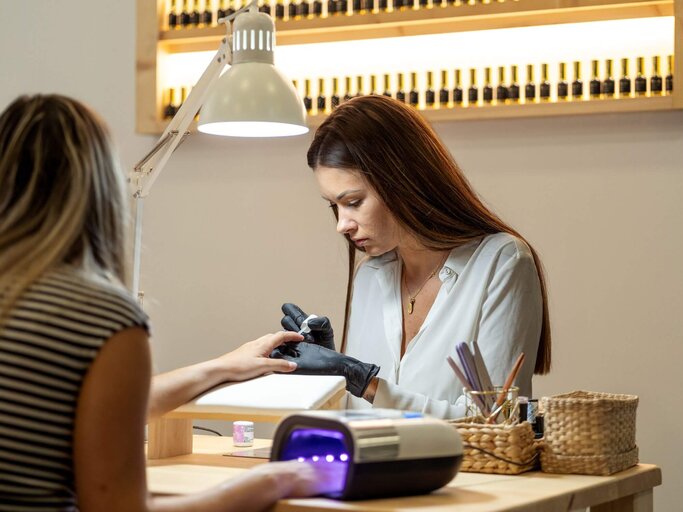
[{"left": 0, "top": 266, "right": 149, "bottom": 511}]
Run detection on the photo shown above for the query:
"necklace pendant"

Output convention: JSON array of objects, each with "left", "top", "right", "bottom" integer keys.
[{"left": 408, "top": 298, "right": 415, "bottom": 315}]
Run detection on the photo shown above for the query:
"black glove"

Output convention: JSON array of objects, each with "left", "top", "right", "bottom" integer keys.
[
  {"left": 271, "top": 342, "right": 380, "bottom": 398},
  {"left": 280, "top": 303, "right": 335, "bottom": 351}
]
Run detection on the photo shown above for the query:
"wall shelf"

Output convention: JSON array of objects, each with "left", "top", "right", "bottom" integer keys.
[
  {"left": 314, "top": 94, "right": 675, "bottom": 124},
  {"left": 137, "top": 0, "right": 683, "bottom": 134},
  {"left": 160, "top": 0, "right": 674, "bottom": 51}
]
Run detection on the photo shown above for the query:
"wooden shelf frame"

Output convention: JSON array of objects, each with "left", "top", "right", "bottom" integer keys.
[{"left": 136, "top": 0, "right": 683, "bottom": 134}]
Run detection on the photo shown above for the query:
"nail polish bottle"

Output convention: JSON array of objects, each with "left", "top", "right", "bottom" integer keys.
[
  {"left": 355, "top": 75, "right": 364, "bottom": 98},
  {"left": 190, "top": 0, "right": 201, "bottom": 26},
  {"left": 180, "top": 0, "right": 191, "bottom": 27},
  {"left": 589, "top": 59, "right": 601, "bottom": 99},
  {"left": 342, "top": 75, "right": 352, "bottom": 101},
  {"left": 468, "top": 68, "right": 479, "bottom": 106},
  {"left": 303, "top": 79, "right": 313, "bottom": 112},
  {"left": 313, "top": 0, "right": 323, "bottom": 16},
  {"left": 602, "top": 59, "right": 615, "bottom": 98},
  {"left": 217, "top": 0, "right": 228, "bottom": 20},
  {"left": 571, "top": 61, "right": 583, "bottom": 100},
  {"left": 496, "top": 66, "right": 509, "bottom": 104},
  {"left": 634, "top": 57, "right": 647, "bottom": 96},
  {"left": 508, "top": 65, "right": 520, "bottom": 103},
  {"left": 396, "top": 73, "right": 406, "bottom": 103},
  {"left": 439, "top": 70, "right": 450, "bottom": 106},
  {"left": 524, "top": 64, "right": 536, "bottom": 103},
  {"left": 331, "top": 77, "right": 340, "bottom": 108},
  {"left": 539, "top": 63, "right": 550, "bottom": 101},
  {"left": 226, "top": 0, "right": 236, "bottom": 17},
  {"left": 163, "top": 88, "right": 178, "bottom": 119},
  {"left": 619, "top": 58, "right": 631, "bottom": 98},
  {"left": 180, "top": 86, "right": 189, "bottom": 109},
  {"left": 383, "top": 74, "right": 392, "bottom": 97},
  {"left": 276, "top": 0, "right": 285, "bottom": 19},
  {"left": 169, "top": 0, "right": 179, "bottom": 29},
  {"left": 201, "top": 0, "right": 213, "bottom": 25},
  {"left": 409, "top": 72, "right": 419, "bottom": 107},
  {"left": 317, "top": 78, "right": 326, "bottom": 113},
  {"left": 666, "top": 54, "right": 674, "bottom": 94},
  {"left": 297, "top": 0, "right": 310, "bottom": 17},
  {"left": 557, "top": 62, "right": 568, "bottom": 100},
  {"left": 650, "top": 56, "right": 663, "bottom": 95},
  {"left": 482, "top": 67, "right": 493, "bottom": 104},
  {"left": 425, "top": 71, "right": 436, "bottom": 107},
  {"left": 288, "top": 0, "right": 298, "bottom": 20},
  {"left": 453, "top": 69, "right": 463, "bottom": 106}
]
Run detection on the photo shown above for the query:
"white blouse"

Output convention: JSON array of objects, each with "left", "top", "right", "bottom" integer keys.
[{"left": 344, "top": 232, "right": 543, "bottom": 419}]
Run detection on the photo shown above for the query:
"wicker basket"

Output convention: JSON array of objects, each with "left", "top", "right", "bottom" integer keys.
[
  {"left": 449, "top": 417, "right": 539, "bottom": 475},
  {"left": 540, "top": 390, "right": 639, "bottom": 475},
  {"left": 541, "top": 446, "right": 639, "bottom": 476}
]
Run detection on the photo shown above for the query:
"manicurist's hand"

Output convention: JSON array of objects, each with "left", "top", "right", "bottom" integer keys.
[
  {"left": 271, "top": 341, "right": 379, "bottom": 398},
  {"left": 280, "top": 303, "right": 336, "bottom": 351}
]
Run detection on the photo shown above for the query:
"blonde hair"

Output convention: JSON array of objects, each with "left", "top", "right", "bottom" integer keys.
[{"left": 0, "top": 94, "right": 129, "bottom": 326}]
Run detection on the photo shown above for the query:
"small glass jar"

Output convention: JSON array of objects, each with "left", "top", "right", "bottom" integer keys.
[
  {"left": 232, "top": 420, "right": 254, "bottom": 447},
  {"left": 464, "top": 386, "right": 520, "bottom": 424}
]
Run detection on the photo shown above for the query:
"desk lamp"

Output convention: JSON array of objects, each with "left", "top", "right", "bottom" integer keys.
[{"left": 129, "top": 1, "right": 307, "bottom": 301}]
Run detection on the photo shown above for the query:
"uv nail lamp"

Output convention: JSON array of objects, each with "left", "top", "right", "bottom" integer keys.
[{"left": 270, "top": 409, "right": 463, "bottom": 500}]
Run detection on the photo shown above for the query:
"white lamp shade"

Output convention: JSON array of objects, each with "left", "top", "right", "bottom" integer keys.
[{"left": 198, "top": 62, "right": 308, "bottom": 137}]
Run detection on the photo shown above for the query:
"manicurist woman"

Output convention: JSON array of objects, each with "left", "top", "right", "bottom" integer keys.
[{"left": 273, "top": 95, "right": 552, "bottom": 418}]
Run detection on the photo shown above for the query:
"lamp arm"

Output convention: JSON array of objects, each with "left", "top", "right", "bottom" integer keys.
[
  {"left": 130, "top": 1, "right": 261, "bottom": 198},
  {"left": 130, "top": 41, "right": 231, "bottom": 199},
  {"left": 129, "top": 40, "right": 231, "bottom": 299}
]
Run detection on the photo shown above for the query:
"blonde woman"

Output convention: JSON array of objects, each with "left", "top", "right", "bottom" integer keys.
[{"left": 0, "top": 95, "right": 338, "bottom": 511}]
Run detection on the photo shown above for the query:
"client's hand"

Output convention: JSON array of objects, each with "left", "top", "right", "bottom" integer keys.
[
  {"left": 249, "top": 460, "right": 345, "bottom": 498},
  {"left": 215, "top": 331, "right": 302, "bottom": 382},
  {"left": 271, "top": 341, "right": 379, "bottom": 398},
  {"left": 280, "top": 303, "right": 335, "bottom": 351}
]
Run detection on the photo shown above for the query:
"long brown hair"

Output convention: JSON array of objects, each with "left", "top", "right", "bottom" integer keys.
[
  {"left": 0, "top": 94, "right": 129, "bottom": 328},
  {"left": 307, "top": 95, "right": 551, "bottom": 374}
]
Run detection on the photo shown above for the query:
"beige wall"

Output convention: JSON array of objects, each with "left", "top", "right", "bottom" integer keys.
[{"left": 1, "top": 1, "right": 681, "bottom": 508}]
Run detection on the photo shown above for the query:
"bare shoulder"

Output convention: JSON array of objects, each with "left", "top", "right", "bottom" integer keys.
[{"left": 79, "top": 326, "right": 151, "bottom": 404}]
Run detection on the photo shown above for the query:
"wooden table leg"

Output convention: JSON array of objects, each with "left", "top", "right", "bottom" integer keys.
[
  {"left": 148, "top": 417, "right": 193, "bottom": 459},
  {"left": 590, "top": 489, "right": 653, "bottom": 512}
]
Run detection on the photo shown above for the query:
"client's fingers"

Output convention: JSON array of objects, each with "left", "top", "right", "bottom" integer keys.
[
  {"left": 263, "top": 330, "right": 303, "bottom": 352},
  {"left": 266, "top": 357, "right": 297, "bottom": 372}
]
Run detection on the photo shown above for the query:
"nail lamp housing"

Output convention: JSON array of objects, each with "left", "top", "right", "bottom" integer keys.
[{"left": 270, "top": 409, "right": 463, "bottom": 500}]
